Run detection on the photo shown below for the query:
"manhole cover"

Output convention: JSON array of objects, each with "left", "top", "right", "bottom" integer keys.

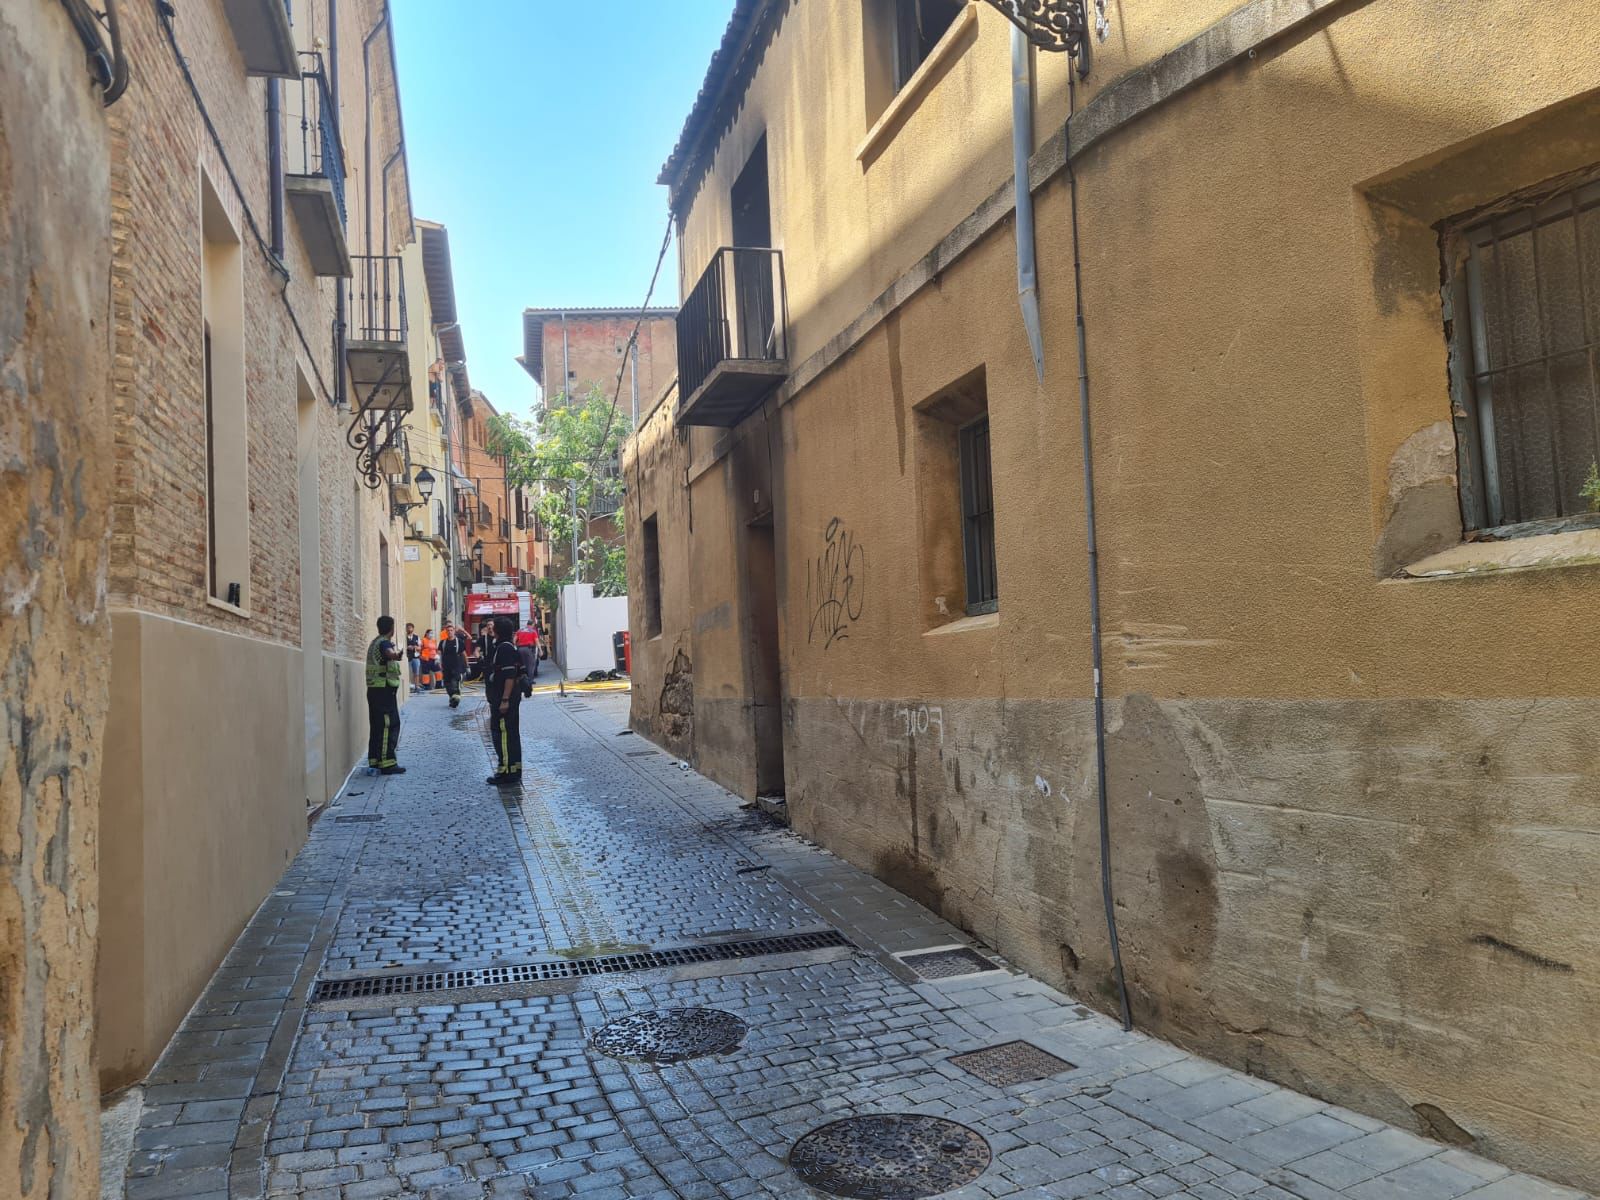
[
  {"left": 949, "top": 1040, "right": 1074, "bottom": 1087},
  {"left": 898, "top": 946, "right": 1001, "bottom": 980},
  {"left": 590, "top": 1007, "right": 747, "bottom": 1063},
  {"left": 789, "top": 1114, "right": 990, "bottom": 1199}
]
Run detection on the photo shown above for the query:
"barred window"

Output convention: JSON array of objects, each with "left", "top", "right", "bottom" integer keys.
[
  {"left": 1447, "top": 172, "right": 1600, "bottom": 533},
  {"left": 959, "top": 416, "right": 997, "bottom": 614}
]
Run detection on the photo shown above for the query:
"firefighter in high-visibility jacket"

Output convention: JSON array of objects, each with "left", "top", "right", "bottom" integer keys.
[{"left": 366, "top": 615, "right": 406, "bottom": 774}]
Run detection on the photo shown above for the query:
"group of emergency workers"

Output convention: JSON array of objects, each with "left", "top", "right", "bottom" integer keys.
[{"left": 365, "top": 611, "right": 544, "bottom": 785}]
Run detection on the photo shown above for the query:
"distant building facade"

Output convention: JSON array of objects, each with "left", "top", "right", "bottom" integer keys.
[{"left": 627, "top": 0, "right": 1600, "bottom": 1191}]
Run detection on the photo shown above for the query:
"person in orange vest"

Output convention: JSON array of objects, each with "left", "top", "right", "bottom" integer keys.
[{"left": 419, "top": 630, "right": 439, "bottom": 691}]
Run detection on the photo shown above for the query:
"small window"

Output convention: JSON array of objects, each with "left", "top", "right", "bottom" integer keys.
[
  {"left": 1446, "top": 171, "right": 1600, "bottom": 534},
  {"left": 893, "top": 0, "right": 966, "bottom": 91},
  {"left": 913, "top": 366, "right": 997, "bottom": 625},
  {"left": 642, "top": 514, "right": 663, "bottom": 638},
  {"left": 959, "top": 417, "right": 997, "bottom": 613},
  {"left": 201, "top": 169, "right": 249, "bottom": 608}
]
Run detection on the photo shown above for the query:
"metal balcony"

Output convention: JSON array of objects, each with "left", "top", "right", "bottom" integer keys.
[
  {"left": 222, "top": 0, "right": 297, "bottom": 77},
  {"left": 283, "top": 53, "right": 349, "bottom": 277},
  {"left": 676, "top": 247, "right": 788, "bottom": 427},
  {"left": 346, "top": 255, "right": 411, "bottom": 413}
]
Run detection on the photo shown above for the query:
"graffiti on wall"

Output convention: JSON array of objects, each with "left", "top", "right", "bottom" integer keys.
[
  {"left": 895, "top": 704, "right": 945, "bottom": 745},
  {"left": 807, "top": 517, "right": 867, "bottom": 649}
]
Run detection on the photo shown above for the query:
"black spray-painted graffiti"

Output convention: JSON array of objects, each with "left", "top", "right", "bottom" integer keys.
[{"left": 807, "top": 517, "right": 867, "bottom": 649}]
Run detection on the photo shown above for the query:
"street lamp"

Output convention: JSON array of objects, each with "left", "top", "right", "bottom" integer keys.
[
  {"left": 414, "top": 466, "right": 436, "bottom": 503},
  {"left": 393, "top": 465, "right": 436, "bottom": 517}
]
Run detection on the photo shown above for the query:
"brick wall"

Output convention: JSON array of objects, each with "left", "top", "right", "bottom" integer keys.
[{"left": 108, "top": 0, "right": 402, "bottom": 662}]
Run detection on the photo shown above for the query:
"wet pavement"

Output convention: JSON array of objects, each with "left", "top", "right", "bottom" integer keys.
[{"left": 111, "top": 688, "right": 1590, "bottom": 1200}]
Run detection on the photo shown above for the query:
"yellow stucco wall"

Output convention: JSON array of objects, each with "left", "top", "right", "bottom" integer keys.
[
  {"left": 98, "top": 611, "right": 312, "bottom": 1089},
  {"left": 636, "top": 0, "right": 1600, "bottom": 1187}
]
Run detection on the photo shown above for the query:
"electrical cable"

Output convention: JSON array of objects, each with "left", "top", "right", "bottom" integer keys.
[{"left": 1067, "top": 72, "right": 1133, "bottom": 1032}]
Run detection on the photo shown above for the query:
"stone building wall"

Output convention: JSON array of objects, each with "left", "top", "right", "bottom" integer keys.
[
  {"left": 633, "top": 0, "right": 1600, "bottom": 1189},
  {"left": 0, "top": 4, "right": 113, "bottom": 1196}
]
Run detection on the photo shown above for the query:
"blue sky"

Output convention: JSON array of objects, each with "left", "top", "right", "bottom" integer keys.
[{"left": 391, "top": 2, "right": 731, "bottom": 418}]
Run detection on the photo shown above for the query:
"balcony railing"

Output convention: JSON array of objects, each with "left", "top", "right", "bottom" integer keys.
[
  {"left": 344, "top": 255, "right": 410, "bottom": 418},
  {"left": 676, "top": 246, "right": 788, "bottom": 426},
  {"left": 282, "top": 52, "right": 348, "bottom": 276},
  {"left": 349, "top": 254, "right": 407, "bottom": 344}
]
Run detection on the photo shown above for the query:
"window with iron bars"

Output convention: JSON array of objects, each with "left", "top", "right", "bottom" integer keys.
[
  {"left": 1445, "top": 169, "right": 1600, "bottom": 535},
  {"left": 959, "top": 416, "right": 997, "bottom": 613}
]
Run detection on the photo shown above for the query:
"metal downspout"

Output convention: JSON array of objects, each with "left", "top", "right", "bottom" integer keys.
[
  {"left": 329, "top": 0, "right": 347, "bottom": 410},
  {"left": 266, "top": 79, "right": 285, "bottom": 259},
  {"left": 1011, "top": 27, "right": 1045, "bottom": 383},
  {"left": 1067, "top": 75, "right": 1133, "bottom": 1032}
]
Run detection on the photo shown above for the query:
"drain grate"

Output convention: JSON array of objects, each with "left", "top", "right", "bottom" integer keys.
[
  {"left": 789, "top": 1114, "right": 991, "bottom": 1198},
  {"left": 898, "top": 946, "right": 1002, "bottom": 980},
  {"left": 626, "top": 750, "right": 656, "bottom": 757},
  {"left": 949, "top": 1040, "right": 1074, "bottom": 1087},
  {"left": 310, "top": 929, "right": 851, "bottom": 1003},
  {"left": 333, "top": 814, "right": 383, "bottom": 823},
  {"left": 591, "top": 1007, "right": 747, "bottom": 1063}
]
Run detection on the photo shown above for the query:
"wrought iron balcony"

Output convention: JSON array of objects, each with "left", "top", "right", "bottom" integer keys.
[
  {"left": 283, "top": 52, "right": 349, "bottom": 277},
  {"left": 345, "top": 255, "right": 410, "bottom": 413},
  {"left": 676, "top": 247, "right": 788, "bottom": 427}
]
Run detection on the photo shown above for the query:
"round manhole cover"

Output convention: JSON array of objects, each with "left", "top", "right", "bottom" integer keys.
[
  {"left": 789, "top": 1114, "right": 991, "bottom": 1199},
  {"left": 590, "top": 1007, "right": 747, "bottom": 1063}
]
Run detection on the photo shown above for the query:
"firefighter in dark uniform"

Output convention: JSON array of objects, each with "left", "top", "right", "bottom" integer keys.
[
  {"left": 366, "top": 615, "right": 406, "bottom": 774},
  {"left": 439, "top": 621, "right": 469, "bottom": 709},
  {"left": 486, "top": 615, "right": 524, "bottom": 786}
]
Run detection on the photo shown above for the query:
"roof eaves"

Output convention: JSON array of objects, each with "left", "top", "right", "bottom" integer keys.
[{"left": 658, "top": 0, "right": 786, "bottom": 213}]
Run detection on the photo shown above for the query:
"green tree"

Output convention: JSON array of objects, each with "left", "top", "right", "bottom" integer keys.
[{"left": 488, "top": 386, "right": 630, "bottom": 589}]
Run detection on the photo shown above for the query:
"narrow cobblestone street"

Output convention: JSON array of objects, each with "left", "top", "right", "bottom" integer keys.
[{"left": 114, "top": 690, "right": 1588, "bottom": 1200}]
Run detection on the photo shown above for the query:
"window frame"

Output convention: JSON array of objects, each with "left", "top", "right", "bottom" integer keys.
[
  {"left": 1444, "top": 169, "right": 1600, "bottom": 538},
  {"left": 958, "top": 414, "right": 998, "bottom": 615}
]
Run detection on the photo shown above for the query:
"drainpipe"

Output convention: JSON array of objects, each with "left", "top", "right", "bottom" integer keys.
[
  {"left": 361, "top": 7, "right": 390, "bottom": 264},
  {"left": 630, "top": 340, "right": 640, "bottom": 427},
  {"left": 1011, "top": 27, "right": 1044, "bottom": 383},
  {"left": 1067, "top": 75, "right": 1132, "bottom": 1033},
  {"left": 266, "top": 79, "right": 285, "bottom": 260},
  {"left": 329, "top": 0, "right": 347, "bottom": 409}
]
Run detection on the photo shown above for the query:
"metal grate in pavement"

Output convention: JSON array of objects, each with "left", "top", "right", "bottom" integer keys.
[
  {"left": 310, "top": 928, "right": 852, "bottom": 1003},
  {"left": 789, "top": 1114, "right": 991, "bottom": 1198},
  {"left": 626, "top": 750, "right": 657, "bottom": 757},
  {"left": 333, "top": 814, "right": 383, "bottom": 823},
  {"left": 898, "top": 946, "right": 1002, "bottom": 980},
  {"left": 949, "top": 1040, "right": 1074, "bottom": 1087}
]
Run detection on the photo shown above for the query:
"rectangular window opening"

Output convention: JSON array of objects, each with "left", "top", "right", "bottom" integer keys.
[
  {"left": 642, "top": 514, "right": 663, "bottom": 638},
  {"left": 1446, "top": 168, "right": 1600, "bottom": 535},
  {"left": 893, "top": 0, "right": 966, "bottom": 91},
  {"left": 201, "top": 169, "right": 248, "bottom": 609}
]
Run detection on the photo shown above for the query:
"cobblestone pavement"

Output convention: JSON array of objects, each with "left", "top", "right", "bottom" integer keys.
[{"left": 117, "top": 688, "right": 1590, "bottom": 1200}]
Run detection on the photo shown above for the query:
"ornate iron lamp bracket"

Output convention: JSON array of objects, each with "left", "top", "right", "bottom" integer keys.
[{"left": 979, "top": 0, "right": 1093, "bottom": 72}]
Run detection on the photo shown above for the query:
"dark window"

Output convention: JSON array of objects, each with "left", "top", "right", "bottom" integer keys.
[
  {"left": 959, "top": 416, "right": 997, "bottom": 613},
  {"left": 642, "top": 515, "right": 662, "bottom": 638},
  {"left": 1447, "top": 171, "right": 1600, "bottom": 533},
  {"left": 894, "top": 0, "right": 965, "bottom": 91}
]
